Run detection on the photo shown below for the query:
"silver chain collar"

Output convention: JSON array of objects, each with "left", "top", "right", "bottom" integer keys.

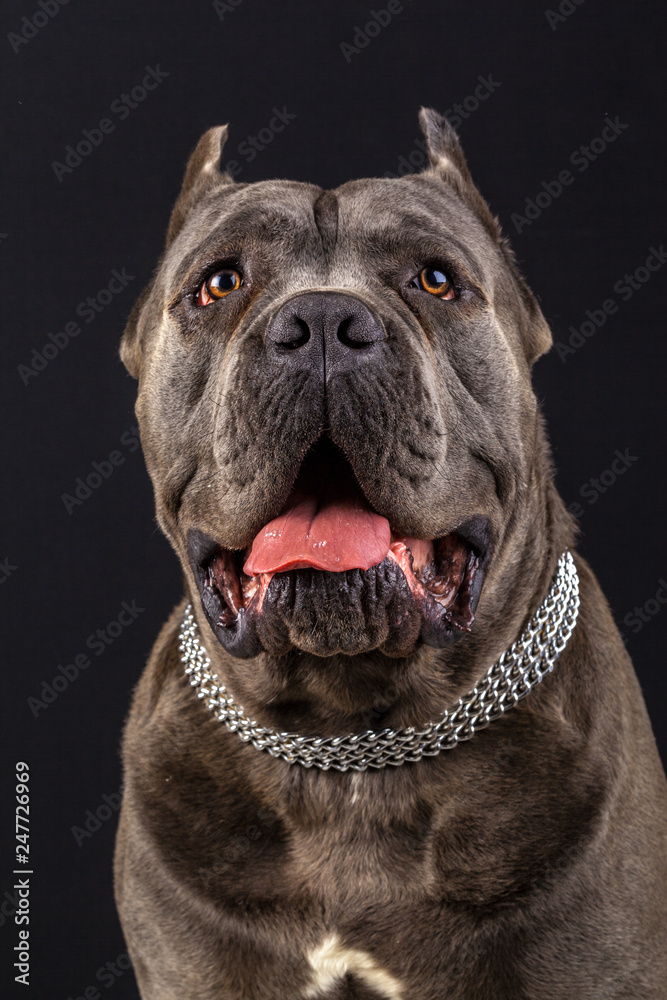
[{"left": 179, "top": 551, "right": 579, "bottom": 772}]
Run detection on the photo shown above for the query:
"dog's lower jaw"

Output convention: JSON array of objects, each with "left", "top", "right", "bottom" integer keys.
[
  {"left": 182, "top": 605, "right": 484, "bottom": 742},
  {"left": 188, "top": 517, "right": 491, "bottom": 660},
  {"left": 182, "top": 486, "right": 574, "bottom": 738}
]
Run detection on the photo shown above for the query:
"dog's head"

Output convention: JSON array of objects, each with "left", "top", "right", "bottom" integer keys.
[{"left": 121, "top": 108, "right": 555, "bottom": 693}]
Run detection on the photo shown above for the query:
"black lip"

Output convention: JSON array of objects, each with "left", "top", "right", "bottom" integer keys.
[
  {"left": 188, "top": 528, "right": 260, "bottom": 658},
  {"left": 418, "top": 517, "right": 492, "bottom": 648},
  {"left": 453, "top": 514, "right": 493, "bottom": 613},
  {"left": 187, "top": 517, "right": 492, "bottom": 659}
]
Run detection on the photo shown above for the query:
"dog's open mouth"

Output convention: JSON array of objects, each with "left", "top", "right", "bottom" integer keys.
[{"left": 188, "top": 440, "right": 491, "bottom": 658}]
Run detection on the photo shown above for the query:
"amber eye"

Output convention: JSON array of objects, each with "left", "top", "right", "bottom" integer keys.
[
  {"left": 415, "top": 266, "right": 456, "bottom": 300},
  {"left": 197, "top": 268, "right": 242, "bottom": 306}
]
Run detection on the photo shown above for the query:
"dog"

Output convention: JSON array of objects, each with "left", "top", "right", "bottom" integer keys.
[{"left": 114, "top": 108, "right": 667, "bottom": 999}]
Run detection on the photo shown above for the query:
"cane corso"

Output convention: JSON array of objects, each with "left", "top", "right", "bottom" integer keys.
[{"left": 114, "top": 108, "right": 667, "bottom": 998}]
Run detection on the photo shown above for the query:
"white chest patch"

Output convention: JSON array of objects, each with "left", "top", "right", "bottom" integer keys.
[{"left": 305, "top": 933, "right": 405, "bottom": 999}]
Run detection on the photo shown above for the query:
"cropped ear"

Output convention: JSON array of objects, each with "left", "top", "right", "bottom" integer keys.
[
  {"left": 418, "top": 106, "right": 501, "bottom": 243},
  {"left": 419, "top": 107, "right": 551, "bottom": 364},
  {"left": 166, "top": 125, "right": 232, "bottom": 248}
]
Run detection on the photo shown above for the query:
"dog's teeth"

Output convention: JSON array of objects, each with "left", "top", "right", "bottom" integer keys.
[
  {"left": 241, "top": 575, "right": 260, "bottom": 603},
  {"left": 217, "top": 607, "right": 237, "bottom": 628},
  {"left": 221, "top": 579, "right": 241, "bottom": 616},
  {"left": 425, "top": 576, "right": 458, "bottom": 605}
]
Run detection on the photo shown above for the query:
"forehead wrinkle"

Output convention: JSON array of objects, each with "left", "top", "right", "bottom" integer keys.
[
  {"left": 341, "top": 220, "right": 487, "bottom": 285},
  {"left": 200, "top": 199, "right": 316, "bottom": 245},
  {"left": 178, "top": 179, "right": 321, "bottom": 244},
  {"left": 313, "top": 190, "right": 339, "bottom": 262},
  {"left": 165, "top": 194, "right": 322, "bottom": 290},
  {"left": 335, "top": 186, "right": 492, "bottom": 281},
  {"left": 406, "top": 173, "right": 501, "bottom": 262}
]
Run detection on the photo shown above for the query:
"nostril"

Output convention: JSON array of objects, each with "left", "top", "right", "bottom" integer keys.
[
  {"left": 267, "top": 294, "right": 385, "bottom": 365},
  {"left": 281, "top": 316, "right": 311, "bottom": 350},
  {"left": 337, "top": 315, "right": 372, "bottom": 349}
]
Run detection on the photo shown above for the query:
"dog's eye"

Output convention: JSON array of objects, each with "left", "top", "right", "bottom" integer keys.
[
  {"left": 197, "top": 269, "right": 242, "bottom": 306},
  {"left": 413, "top": 266, "right": 456, "bottom": 300}
]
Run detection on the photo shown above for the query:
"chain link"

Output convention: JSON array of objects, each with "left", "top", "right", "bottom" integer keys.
[{"left": 179, "top": 551, "right": 580, "bottom": 771}]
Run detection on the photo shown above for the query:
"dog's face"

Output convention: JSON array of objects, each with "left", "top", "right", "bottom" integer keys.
[{"left": 122, "top": 109, "right": 551, "bottom": 673}]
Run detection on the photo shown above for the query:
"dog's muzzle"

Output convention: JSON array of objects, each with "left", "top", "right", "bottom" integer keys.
[{"left": 187, "top": 293, "right": 492, "bottom": 659}]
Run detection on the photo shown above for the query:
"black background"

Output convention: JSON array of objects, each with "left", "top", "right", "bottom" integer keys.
[{"left": 1, "top": 0, "right": 665, "bottom": 996}]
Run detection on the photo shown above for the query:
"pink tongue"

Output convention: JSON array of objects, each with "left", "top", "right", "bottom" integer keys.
[{"left": 243, "top": 494, "right": 391, "bottom": 575}]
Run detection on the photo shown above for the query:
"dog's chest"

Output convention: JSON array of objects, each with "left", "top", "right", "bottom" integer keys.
[
  {"left": 127, "top": 703, "right": 609, "bottom": 998},
  {"left": 196, "top": 779, "right": 524, "bottom": 997}
]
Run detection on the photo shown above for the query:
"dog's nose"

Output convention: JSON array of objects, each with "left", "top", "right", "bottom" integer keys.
[{"left": 265, "top": 292, "right": 386, "bottom": 381}]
